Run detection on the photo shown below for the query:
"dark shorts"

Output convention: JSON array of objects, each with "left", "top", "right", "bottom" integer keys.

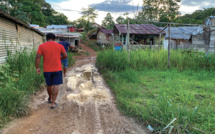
[
  {"left": 61, "top": 58, "right": 68, "bottom": 68},
  {"left": 44, "top": 71, "right": 63, "bottom": 86}
]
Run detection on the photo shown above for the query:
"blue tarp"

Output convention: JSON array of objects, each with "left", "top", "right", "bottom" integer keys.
[{"left": 114, "top": 46, "right": 122, "bottom": 51}]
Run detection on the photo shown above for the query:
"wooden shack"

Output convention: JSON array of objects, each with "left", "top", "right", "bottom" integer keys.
[
  {"left": 192, "top": 16, "right": 215, "bottom": 52},
  {"left": 113, "top": 24, "right": 165, "bottom": 46},
  {"left": 97, "top": 29, "right": 113, "bottom": 44},
  {"left": 162, "top": 27, "right": 198, "bottom": 50}
]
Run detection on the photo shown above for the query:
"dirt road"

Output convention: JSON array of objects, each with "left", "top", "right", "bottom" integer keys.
[{"left": 2, "top": 44, "right": 148, "bottom": 134}]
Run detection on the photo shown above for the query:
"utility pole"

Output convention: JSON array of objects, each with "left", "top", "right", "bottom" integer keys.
[
  {"left": 127, "top": 19, "right": 130, "bottom": 61},
  {"left": 168, "top": 23, "right": 171, "bottom": 68}
]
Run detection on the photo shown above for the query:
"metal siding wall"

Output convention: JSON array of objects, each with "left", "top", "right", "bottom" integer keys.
[
  {"left": 0, "top": 17, "right": 18, "bottom": 64},
  {"left": 0, "top": 18, "right": 43, "bottom": 64},
  {"left": 33, "top": 32, "right": 43, "bottom": 49},
  {"left": 18, "top": 25, "right": 34, "bottom": 51}
]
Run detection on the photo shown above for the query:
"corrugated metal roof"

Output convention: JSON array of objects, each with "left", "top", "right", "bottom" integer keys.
[
  {"left": 160, "top": 27, "right": 199, "bottom": 40},
  {"left": 115, "top": 24, "right": 165, "bottom": 35},
  {"left": 0, "top": 10, "right": 44, "bottom": 36},
  {"left": 204, "top": 16, "right": 215, "bottom": 25},
  {"left": 100, "top": 29, "right": 113, "bottom": 34},
  {"left": 47, "top": 25, "right": 68, "bottom": 29},
  {"left": 37, "top": 28, "right": 82, "bottom": 38},
  {"left": 30, "top": 24, "right": 39, "bottom": 28}
]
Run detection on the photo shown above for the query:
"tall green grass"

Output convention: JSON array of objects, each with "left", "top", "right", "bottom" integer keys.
[
  {"left": 96, "top": 49, "right": 215, "bottom": 71},
  {"left": 96, "top": 49, "right": 215, "bottom": 133},
  {"left": 0, "top": 49, "right": 74, "bottom": 128},
  {"left": 0, "top": 50, "right": 44, "bottom": 127}
]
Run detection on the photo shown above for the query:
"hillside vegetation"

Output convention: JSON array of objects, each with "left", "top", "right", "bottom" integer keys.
[{"left": 0, "top": 0, "right": 69, "bottom": 26}]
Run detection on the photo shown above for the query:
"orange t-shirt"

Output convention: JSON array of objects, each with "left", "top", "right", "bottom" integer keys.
[{"left": 37, "top": 41, "right": 66, "bottom": 72}]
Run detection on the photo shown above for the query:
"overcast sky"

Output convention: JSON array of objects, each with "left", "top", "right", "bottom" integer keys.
[{"left": 47, "top": 0, "right": 215, "bottom": 24}]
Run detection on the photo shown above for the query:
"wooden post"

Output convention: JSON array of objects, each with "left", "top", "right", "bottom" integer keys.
[
  {"left": 168, "top": 23, "right": 171, "bottom": 68},
  {"left": 159, "top": 33, "right": 161, "bottom": 47},
  {"left": 150, "top": 41, "right": 152, "bottom": 49},
  {"left": 127, "top": 19, "right": 130, "bottom": 61},
  {"left": 176, "top": 39, "right": 178, "bottom": 50}
]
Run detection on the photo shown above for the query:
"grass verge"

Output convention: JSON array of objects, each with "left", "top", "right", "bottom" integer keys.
[
  {"left": 84, "top": 40, "right": 103, "bottom": 51},
  {"left": 96, "top": 49, "right": 215, "bottom": 133}
]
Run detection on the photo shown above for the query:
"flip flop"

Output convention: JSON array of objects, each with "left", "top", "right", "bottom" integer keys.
[
  {"left": 50, "top": 103, "right": 58, "bottom": 109},
  {"left": 48, "top": 98, "right": 52, "bottom": 103}
]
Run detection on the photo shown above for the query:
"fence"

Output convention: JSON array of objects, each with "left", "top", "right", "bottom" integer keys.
[{"left": 129, "top": 45, "right": 163, "bottom": 50}]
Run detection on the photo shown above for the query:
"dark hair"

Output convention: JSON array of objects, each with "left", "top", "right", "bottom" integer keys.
[
  {"left": 60, "top": 38, "right": 65, "bottom": 41},
  {"left": 46, "top": 33, "right": 56, "bottom": 41}
]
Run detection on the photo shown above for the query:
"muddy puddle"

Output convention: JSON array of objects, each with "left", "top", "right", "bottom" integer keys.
[{"left": 66, "top": 64, "right": 111, "bottom": 105}]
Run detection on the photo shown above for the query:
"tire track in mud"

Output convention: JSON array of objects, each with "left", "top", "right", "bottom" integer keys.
[{"left": 2, "top": 59, "right": 148, "bottom": 134}]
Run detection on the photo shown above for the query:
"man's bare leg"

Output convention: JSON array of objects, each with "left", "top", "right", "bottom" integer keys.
[
  {"left": 63, "top": 67, "right": 67, "bottom": 77},
  {"left": 47, "top": 86, "right": 53, "bottom": 101},
  {"left": 51, "top": 85, "right": 59, "bottom": 107}
]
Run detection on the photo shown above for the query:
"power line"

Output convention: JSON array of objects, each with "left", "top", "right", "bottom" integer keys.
[{"left": 135, "top": 19, "right": 200, "bottom": 26}]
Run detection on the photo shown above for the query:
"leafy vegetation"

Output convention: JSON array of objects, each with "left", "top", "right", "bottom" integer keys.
[
  {"left": 0, "top": 49, "right": 74, "bottom": 127},
  {"left": 0, "top": 0, "right": 69, "bottom": 26},
  {"left": 173, "top": 7, "right": 215, "bottom": 24},
  {"left": 0, "top": 50, "right": 44, "bottom": 127},
  {"left": 142, "top": 0, "right": 181, "bottom": 21},
  {"left": 84, "top": 41, "right": 102, "bottom": 52},
  {"left": 102, "top": 13, "right": 115, "bottom": 29},
  {"left": 96, "top": 49, "right": 215, "bottom": 133}
]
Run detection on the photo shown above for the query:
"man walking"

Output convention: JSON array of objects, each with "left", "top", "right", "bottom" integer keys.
[
  {"left": 59, "top": 38, "right": 75, "bottom": 77},
  {"left": 35, "top": 33, "right": 67, "bottom": 109}
]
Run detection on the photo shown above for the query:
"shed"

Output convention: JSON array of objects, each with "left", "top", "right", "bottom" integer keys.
[
  {"left": 68, "top": 25, "right": 76, "bottom": 32},
  {"left": 97, "top": 28, "right": 113, "bottom": 44},
  {"left": 46, "top": 25, "right": 76, "bottom": 32},
  {"left": 38, "top": 28, "right": 81, "bottom": 47},
  {"left": 161, "top": 27, "right": 199, "bottom": 50},
  {"left": 113, "top": 24, "right": 165, "bottom": 45},
  {"left": 0, "top": 11, "right": 44, "bottom": 64},
  {"left": 192, "top": 16, "right": 215, "bottom": 52}
]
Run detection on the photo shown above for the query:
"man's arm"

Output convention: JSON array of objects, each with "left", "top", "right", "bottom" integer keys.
[
  {"left": 61, "top": 52, "right": 68, "bottom": 60},
  {"left": 35, "top": 53, "right": 42, "bottom": 75},
  {"left": 69, "top": 45, "right": 75, "bottom": 48}
]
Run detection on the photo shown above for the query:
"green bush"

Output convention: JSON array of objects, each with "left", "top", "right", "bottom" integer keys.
[
  {"left": 0, "top": 49, "right": 44, "bottom": 127},
  {"left": 68, "top": 52, "right": 75, "bottom": 66}
]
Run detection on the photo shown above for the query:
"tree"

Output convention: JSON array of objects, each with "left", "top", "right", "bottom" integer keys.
[
  {"left": 173, "top": 7, "right": 215, "bottom": 24},
  {"left": 76, "top": 18, "right": 86, "bottom": 28},
  {"left": 81, "top": 6, "right": 98, "bottom": 33},
  {"left": 142, "top": 0, "right": 181, "bottom": 21},
  {"left": 102, "top": 13, "right": 115, "bottom": 29},
  {"left": 81, "top": 5, "right": 98, "bottom": 22},
  {"left": 116, "top": 16, "right": 125, "bottom": 24},
  {"left": 0, "top": 0, "right": 69, "bottom": 26}
]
